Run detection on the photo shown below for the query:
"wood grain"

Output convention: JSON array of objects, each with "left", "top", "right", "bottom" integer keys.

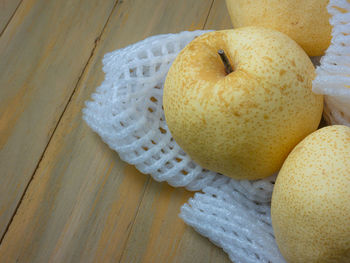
[
  {"left": 0, "top": 0, "right": 22, "bottom": 34},
  {"left": 0, "top": 0, "right": 222, "bottom": 262},
  {"left": 117, "top": 1, "right": 233, "bottom": 262},
  {"left": 119, "top": 181, "right": 231, "bottom": 263},
  {"left": 0, "top": 0, "right": 117, "bottom": 238}
]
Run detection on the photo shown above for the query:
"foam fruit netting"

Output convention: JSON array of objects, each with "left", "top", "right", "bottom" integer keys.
[
  {"left": 83, "top": 1, "right": 350, "bottom": 262},
  {"left": 313, "top": 0, "right": 350, "bottom": 126}
]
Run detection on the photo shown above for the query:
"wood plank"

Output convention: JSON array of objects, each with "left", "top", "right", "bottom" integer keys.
[
  {"left": 118, "top": 0, "right": 234, "bottom": 262},
  {"left": 0, "top": 0, "right": 117, "bottom": 238},
  {"left": 119, "top": 181, "right": 231, "bottom": 263},
  {"left": 0, "top": 0, "right": 215, "bottom": 262},
  {"left": 0, "top": 0, "right": 22, "bottom": 34}
]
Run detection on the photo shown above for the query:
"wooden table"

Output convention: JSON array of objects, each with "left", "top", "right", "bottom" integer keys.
[{"left": 0, "top": 0, "right": 233, "bottom": 262}]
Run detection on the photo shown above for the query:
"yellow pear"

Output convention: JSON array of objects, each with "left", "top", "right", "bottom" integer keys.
[
  {"left": 225, "top": 0, "right": 332, "bottom": 56},
  {"left": 163, "top": 27, "right": 323, "bottom": 180},
  {"left": 271, "top": 125, "right": 350, "bottom": 262}
]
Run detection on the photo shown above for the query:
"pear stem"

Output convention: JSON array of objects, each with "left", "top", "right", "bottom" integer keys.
[{"left": 218, "top": 49, "right": 233, "bottom": 74}]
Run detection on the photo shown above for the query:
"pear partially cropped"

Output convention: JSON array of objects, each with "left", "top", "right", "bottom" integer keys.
[
  {"left": 225, "top": 0, "right": 332, "bottom": 56},
  {"left": 271, "top": 125, "right": 350, "bottom": 262},
  {"left": 163, "top": 27, "right": 323, "bottom": 180}
]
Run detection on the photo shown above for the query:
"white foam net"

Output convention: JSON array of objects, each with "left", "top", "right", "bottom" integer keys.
[
  {"left": 83, "top": 1, "right": 349, "bottom": 262},
  {"left": 313, "top": 0, "right": 350, "bottom": 126}
]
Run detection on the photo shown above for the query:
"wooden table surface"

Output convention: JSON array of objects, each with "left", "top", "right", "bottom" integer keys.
[{"left": 0, "top": 0, "right": 233, "bottom": 262}]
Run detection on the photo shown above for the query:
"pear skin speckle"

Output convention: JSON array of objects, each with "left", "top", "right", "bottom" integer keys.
[{"left": 271, "top": 125, "right": 350, "bottom": 263}]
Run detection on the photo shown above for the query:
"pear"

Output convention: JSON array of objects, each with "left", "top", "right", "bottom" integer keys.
[
  {"left": 271, "top": 125, "right": 350, "bottom": 262},
  {"left": 225, "top": 0, "right": 332, "bottom": 56},
  {"left": 163, "top": 27, "right": 323, "bottom": 180}
]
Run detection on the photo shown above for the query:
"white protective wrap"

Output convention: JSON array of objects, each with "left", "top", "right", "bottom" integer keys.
[{"left": 313, "top": 0, "right": 350, "bottom": 126}]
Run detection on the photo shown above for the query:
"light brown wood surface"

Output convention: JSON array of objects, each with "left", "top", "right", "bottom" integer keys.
[
  {"left": 0, "top": 0, "right": 233, "bottom": 262},
  {"left": 0, "top": 0, "right": 22, "bottom": 34},
  {"left": 0, "top": 0, "right": 117, "bottom": 239}
]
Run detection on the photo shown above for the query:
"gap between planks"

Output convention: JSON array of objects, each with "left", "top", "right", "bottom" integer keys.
[
  {"left": 203, "top": 0, "right": 216, "bottom": 30},
  {"left": 0, "top": 0, "right": 121, "bottom": 245},
  {"left": 0, "top": 0, "right": 24, "bottom": 37}
]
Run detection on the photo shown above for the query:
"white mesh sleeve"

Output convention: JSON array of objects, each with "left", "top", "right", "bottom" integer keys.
[{"left": 313, "top": 0, "right": 350, "bottom": 126}]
